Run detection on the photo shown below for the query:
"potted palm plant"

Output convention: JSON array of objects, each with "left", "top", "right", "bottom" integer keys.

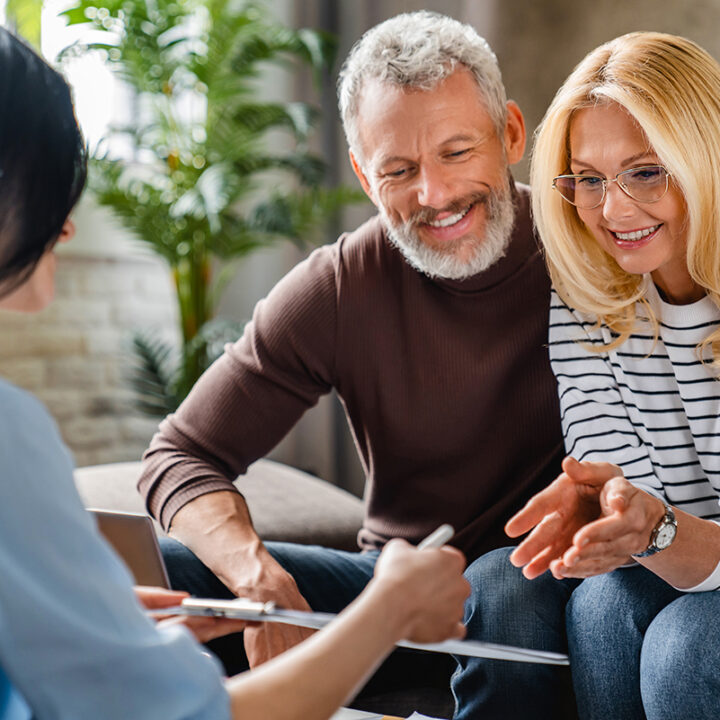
[{"left": 60, "top": 0, "right": 362, "bottom": 414}]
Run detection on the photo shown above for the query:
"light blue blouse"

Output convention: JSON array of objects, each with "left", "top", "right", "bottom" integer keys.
[{"left": 0, "top": 379, "right": 230, "bottom": 719}]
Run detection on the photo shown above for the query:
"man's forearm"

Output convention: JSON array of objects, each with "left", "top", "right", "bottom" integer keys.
[
  {"left": 168, "top": 490, "right": 263, "bottom": 593},
  {"left": 168, "top": 488, "right": 317, "bottom": 667}
]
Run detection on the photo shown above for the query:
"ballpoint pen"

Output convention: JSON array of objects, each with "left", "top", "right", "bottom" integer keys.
[{"left": 417, "top": 523, "right": 455, "bottom": 550}]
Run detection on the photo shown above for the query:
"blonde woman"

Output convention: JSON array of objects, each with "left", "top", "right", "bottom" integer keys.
[{"left": 506, "top": 32, "right": 720, "bottom": 718}]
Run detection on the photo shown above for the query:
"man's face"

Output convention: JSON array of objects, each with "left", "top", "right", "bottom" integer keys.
[{"left": 350, "top": 68, "right": 525, "bottom": 279}]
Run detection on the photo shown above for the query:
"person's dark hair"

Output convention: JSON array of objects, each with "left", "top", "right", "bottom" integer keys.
[{"left": 0, "top": 28, "right": 87, "bottom": 298}]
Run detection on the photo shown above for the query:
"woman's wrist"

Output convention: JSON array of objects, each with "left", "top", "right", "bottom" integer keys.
[
  {"left": 358, "top": 575, "right": 412, "bottom": 643},
  {"left": 635, "top": 493, "right": 667, "bottom": 555}
]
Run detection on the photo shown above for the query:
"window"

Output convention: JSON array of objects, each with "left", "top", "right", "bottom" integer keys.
[{"left": 24, "top": 0, "right": 134, "bottom": 157}]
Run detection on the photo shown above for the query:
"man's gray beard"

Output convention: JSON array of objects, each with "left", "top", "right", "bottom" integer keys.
[{"left": 381, "top": 183, "right": 516, "bottom": 281}]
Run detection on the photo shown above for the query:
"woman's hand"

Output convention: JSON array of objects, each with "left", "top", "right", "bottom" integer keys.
[
  {"left": 135, "top": 586, "right": 248, "bottom": 643},
  {"left": 134, "top": 585, "right": 189, "bottom": 611},
  {"left": 505, "top": 456, "right": 644, "bottom": 579},
  {"left": 372, "top": 539, "right": 469, "bottom": 644},
  {"left": 546, "top": 475, "right": 665, "bottom": 578}
]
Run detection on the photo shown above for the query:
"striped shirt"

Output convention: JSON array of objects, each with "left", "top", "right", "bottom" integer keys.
[{"left": 549, "top": 281, "right": 720, "bottom": 591}]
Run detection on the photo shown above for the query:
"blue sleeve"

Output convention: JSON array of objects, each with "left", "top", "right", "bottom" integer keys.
[
  {"left": 0, "top": 382, "right": 230, "bottom": 720},
  {"left": 0, "top": 665, "right": 31, "bottom": 720}
]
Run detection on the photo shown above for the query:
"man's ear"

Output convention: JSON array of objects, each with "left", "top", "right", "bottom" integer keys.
[
  {"left": 504, "top": 101, "right": 526, "bottom": 166},
  {"left": 349, "top": 150, "right": 378, "bottom": 206}
]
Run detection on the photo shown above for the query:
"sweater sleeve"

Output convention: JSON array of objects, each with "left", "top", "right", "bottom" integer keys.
[
  {"left": 548, "top": 291, "right": 664, "bottom": 499},
  {"left": 139, "top": 244, "right": 339, "bottom": 530}
]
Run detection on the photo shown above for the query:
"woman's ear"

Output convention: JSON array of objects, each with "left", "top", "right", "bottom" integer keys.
[{"left": 57, "top": 219, "right": 75, "bottom": 244}]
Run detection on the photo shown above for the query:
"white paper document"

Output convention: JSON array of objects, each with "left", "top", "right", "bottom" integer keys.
[
  {"left": 329, "top": 710, "right": 442, "bottom": 719},
  {"left": 330, "top": 709, "right": 383, "bottom": 719},
  {"left": 155, "top": 597, "right": 569, "bottom": 666}
]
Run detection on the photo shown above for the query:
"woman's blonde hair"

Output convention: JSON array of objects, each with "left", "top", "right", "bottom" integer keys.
[{"left": 531, "top": 31, "right": 720, "bottom": 365}]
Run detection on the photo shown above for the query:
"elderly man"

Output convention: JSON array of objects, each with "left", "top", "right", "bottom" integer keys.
[{"left": 140, "top": 11, "right": 570, "bottom": 719}]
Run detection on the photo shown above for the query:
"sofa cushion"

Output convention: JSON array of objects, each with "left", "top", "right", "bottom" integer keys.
[{"left": 73, "top": 459, "right": 364, "bottom": 552}]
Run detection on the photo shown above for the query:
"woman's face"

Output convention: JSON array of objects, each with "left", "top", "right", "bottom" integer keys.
[
  {"left": 569, "top": 102, "right": 701, "bottom": 304},
  {"left": 0, "top": 220, "right": 75, "bottom": 313}
]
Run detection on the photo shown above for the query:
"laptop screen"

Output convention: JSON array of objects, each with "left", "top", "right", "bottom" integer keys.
[{"left": 89, "top": 509, "right": 170, "bottom": 588}]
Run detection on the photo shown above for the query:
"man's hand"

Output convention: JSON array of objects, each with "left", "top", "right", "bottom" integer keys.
[
  {"left": 372, "top": 539, "right": 469, "bottom": 644},
  {"left": 230, "top": 541, "right": 315, "bottom": 668},
  {"left": 505, "top": 456, "right": 624, "bottom": 578},
  {"left": 168, "top": 491, "right": 314, "bottom": 667},
  {"left": 135, "top": 586, "right": 248, "bottom": 643}
]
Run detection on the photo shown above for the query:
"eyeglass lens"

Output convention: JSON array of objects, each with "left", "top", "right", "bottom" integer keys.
[{"left": 553, "top": 166, "right": 669, "bottom": 208}]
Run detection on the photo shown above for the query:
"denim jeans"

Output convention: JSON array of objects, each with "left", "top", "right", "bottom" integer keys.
[
  {"left": 451, "top": 547, "right": 579, "bottom": 720},
  {"left": 161, "top": 539, "right": 579, "bottom": 719},
  {"left": 566, "top": 565, "right": 720, "bottom": 720}
]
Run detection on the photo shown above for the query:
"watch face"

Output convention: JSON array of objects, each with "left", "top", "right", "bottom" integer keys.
[{"left": 656, "top": 523, "right": 676, "bottom": 549}]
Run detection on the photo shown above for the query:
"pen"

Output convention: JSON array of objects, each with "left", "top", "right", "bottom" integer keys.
[{"left": 417, "top": 523, "right": 455, "bottom": 549}]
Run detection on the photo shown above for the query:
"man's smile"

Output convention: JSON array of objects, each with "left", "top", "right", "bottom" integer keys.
[
  {"left": 426, "top": 204, "right": 473, "bottom": 228},
  {"left": 420, "top": 202, "right": 479, "bottom": 242}
]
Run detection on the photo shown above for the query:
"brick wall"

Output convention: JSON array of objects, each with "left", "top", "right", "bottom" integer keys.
[{"left": 0, "top": 252, "right": 177, "bottom": 468}]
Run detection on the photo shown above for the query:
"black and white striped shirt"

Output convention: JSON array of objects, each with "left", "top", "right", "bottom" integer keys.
[{"left": 549, "top": 281, "right": 720, "bottom": 591}]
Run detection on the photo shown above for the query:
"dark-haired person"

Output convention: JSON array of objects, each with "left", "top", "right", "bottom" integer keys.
[{"left": 0, "top": 27, "right": 469, "bottom": 720}]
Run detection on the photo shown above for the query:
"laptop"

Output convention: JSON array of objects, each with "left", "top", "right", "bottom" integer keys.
[{"left": 89, "top": 509, "right": 171, "bottom": 588}]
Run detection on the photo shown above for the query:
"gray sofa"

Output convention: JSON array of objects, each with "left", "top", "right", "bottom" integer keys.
[
  {"left": 74, "top": 459, "right": 364, "bottom": 550},
  {"left": 73, "top": 459, "right": 454, "bottom": 718}
]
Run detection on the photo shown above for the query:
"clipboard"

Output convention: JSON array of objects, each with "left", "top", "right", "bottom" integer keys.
[{"left": 153, "top": 597, "right": 569, "bottom": 666}]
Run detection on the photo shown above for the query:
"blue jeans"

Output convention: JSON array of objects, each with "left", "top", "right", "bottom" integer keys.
[
  {"left": 161, "top": 540, "right": 577, "bottom": 719},
  {"left": 451, "top": 547, "right": 579, "bottom": 720},
  {"left": 566, "top": 565, "right": 720, "bottom": 719}
]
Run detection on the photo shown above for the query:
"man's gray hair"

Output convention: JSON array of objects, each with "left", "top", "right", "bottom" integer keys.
[{"left": 338, "top": 11, "right": 507, "bottom": 160}]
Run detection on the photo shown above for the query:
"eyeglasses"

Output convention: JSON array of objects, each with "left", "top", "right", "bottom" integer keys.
[{"left": 552, "top": 165, "right": 671, "bottom": 209}]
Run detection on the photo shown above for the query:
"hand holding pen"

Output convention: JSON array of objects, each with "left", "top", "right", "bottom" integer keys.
[{"left": 370, "top": 523, "right": 469, "bottom": 644}]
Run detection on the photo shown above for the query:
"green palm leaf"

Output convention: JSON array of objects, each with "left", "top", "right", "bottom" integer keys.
[
  {"left": 128, "top": 331, "right": 179, "bottom": 415},
  {"left": 59, "top": 0, "right": 368, "bottom": 414}
]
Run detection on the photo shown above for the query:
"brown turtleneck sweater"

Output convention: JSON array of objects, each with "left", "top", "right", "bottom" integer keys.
[{"left": 139, "top": 184, "right": 563, "bottom": 563}]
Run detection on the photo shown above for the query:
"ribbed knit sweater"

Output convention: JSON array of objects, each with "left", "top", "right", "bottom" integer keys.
[{"left": 139, "top": 185, "right": 564, "bottom": 562}]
